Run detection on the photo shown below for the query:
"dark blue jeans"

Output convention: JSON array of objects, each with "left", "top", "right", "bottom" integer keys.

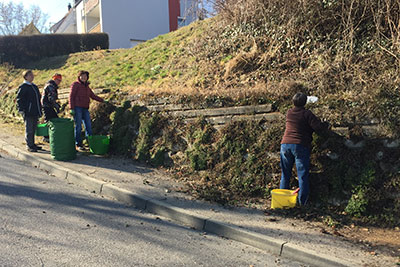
[
  {"left": 73, "top": 107, "right": 92, "bottom": 146},
  {"left": 280, "top": 144, "right": 311, "bottom": 205}
]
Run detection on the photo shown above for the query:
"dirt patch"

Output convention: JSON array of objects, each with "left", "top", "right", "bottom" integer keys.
[
  {"left": 338, "top": 226, "right": 400, "bottom": 258},
  {"left": 265, "top": 204, "right": 400, "bottom": 263}
]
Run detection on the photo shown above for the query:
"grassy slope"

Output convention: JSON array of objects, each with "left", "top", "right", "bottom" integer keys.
[{"left": 0, "top": 19, "right": 208, "bottom": 94}]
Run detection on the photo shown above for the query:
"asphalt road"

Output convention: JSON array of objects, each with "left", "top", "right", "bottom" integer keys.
[{"left": 0, "top": 151, "right": 304, "bottom": 267}]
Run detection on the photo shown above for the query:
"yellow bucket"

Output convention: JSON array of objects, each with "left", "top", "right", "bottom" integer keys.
[{"left": 271, "top": 189, "right": 298, "bottom": 209}]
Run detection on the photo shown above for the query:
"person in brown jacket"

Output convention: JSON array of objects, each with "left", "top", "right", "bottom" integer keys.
[
  {"left": 69, "top": 70, "right": 104, "bottom": 150},
  {"left": 280, "top": 92, "right": 329, "bottom": 205}
]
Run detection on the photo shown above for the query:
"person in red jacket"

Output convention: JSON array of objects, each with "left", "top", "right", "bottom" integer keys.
[{"left": 69, "top": 70, "right": 104, "bottom": 150}]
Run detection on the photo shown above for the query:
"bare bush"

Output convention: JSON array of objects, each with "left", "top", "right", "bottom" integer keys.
[
  {"left": 214, "top": 0, "right": 400, "bottom": 58},
  {"left": 185, "top": 0, "right": 400, "bottom": 136},
  {"left": 0, "top": 2, "right": 49, "bottom": 35}
]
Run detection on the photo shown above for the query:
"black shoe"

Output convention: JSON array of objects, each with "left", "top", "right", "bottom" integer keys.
[
  {"left": 27, "top": 147, "right": 38, "bottom": 152},
  {"left": 33, "top": 145, "right": 43, "bottom": 150},
  {"left": 77, "top": 145, "right": 87, "bottom": 151}
]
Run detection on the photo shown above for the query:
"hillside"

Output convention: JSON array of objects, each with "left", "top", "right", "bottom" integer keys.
[
  {"left": 0, "top": 0, "right": 399, "bottom": 229},
  {"left": 0, "top": 12, "right": 398, "bottom": 136},
  {"left": 0, "top": 19, "right": 208, "bottom": 96}
]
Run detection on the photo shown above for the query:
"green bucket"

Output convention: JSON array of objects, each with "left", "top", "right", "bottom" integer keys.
[
  {"left": 35, "top": 123, "right": 49, "bottom": 136},
  {"left": 88, "top": 135, "right": 110, "bottom": 155}
]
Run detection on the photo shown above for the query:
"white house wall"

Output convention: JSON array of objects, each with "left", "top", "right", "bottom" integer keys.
[
  {"left": 75, "top": 1, "right": 85, "bottom": 34},
  {"left": 100, "top": 0, "right": 170, "bottom": 49}
]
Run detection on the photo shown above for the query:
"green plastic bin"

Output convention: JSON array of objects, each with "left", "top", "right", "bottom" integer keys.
[
  {"left": 48, "top": 118, "right": 76, "bottom": 161},
  {"left": 88, "top": 135, "right": 110, "bottom": 155},
  {"left": 35, "top": 123, "right": 49, "bottom": 136}
]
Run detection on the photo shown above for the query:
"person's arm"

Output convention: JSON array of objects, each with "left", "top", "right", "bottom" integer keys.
[
  {"left": 306, "top": 110, "right": 329, "bottom": 134},
  {"left": 16, "top": 85, "right": 27, "bottom": 113},
  {"left": 69, "top": 83, "right": 77, "bottom": 110},
  {"left": 41, "top": 86, "right": 46, "bottom": 106},
  {"left": 89, "top": 87, "right": 104, "bottom": 103}
]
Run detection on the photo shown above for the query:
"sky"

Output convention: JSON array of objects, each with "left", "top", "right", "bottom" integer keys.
[{"left": 0, "top": 0, "right": 72, "bottom": 25}]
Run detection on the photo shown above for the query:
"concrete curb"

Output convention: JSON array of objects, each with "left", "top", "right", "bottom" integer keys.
[
  {"left": 204, "top": 219, "right": 284, "bottom": 256},
  {"left": 0, "top": 139, "right": 354, "bottom": 267}
]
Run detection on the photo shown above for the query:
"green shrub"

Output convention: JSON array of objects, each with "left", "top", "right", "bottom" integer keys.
[
  {"left": 185, "top": 118, "right": 215, "bottom": 171},
  {"left": 150, "top": 146, "right": 167, "bottom": 167},
  {"left": 0, "top": 33, "right": 109, "bottom": 67},
  {"left": 109, "top": 101, "right": 143, "bottom": 156},
  {"left": 345, "top": 187, "right": 369, "bottom": 217},
  {"left": 187, "top": 143, "right": 211, "bottom": 171},
  {"left": 135, "top": 112, "right": 161, "bottom": 162}
]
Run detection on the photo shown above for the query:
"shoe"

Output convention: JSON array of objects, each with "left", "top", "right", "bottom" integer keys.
[
  {"left": 27, "top": 147, "right": 38, "bottom": 152},
  {"left": 33, "top": 145, "right": 43, "bottom": 150},
  {"left": 77, "top": 145, "right": 87, "bottom": 151}
]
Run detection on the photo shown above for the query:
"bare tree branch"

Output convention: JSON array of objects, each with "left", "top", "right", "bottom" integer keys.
[{"left": 0, "top": 1, "right": 48, "bottom": 35}]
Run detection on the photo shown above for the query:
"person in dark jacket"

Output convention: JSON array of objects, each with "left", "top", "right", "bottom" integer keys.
[
  {"left": 16, "top": 70, "right": 43, "bottom": 152},
  {"left": 69, "top": 70, "right": 104, "bottom": 150},
  {"left": 41, "top": 73, "right": 62, "bottom": 142},
  {"left": 280, "top": 92, "right": 329, "bottom": 206}
]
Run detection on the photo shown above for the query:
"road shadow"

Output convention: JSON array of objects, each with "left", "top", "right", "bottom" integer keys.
[{"left": 0, "top": 157, "right": 205, "bottom": 259}]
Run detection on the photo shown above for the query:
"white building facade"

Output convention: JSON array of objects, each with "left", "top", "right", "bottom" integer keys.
[{"left": 52, "top": 0, "right": 198, "bottom": 49}]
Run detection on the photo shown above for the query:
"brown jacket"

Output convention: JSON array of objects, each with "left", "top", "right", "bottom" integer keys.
[{"left": 281, "top": 107, "right": 328, "bottom": 148}]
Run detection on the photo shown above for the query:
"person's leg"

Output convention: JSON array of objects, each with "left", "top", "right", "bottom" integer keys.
[
  {"left": 280, "top": 144, "right": 295, "bottom": 189},
  {"left": 25, "top": 116, "right": 33, "bottom": 149},
  {"left": 25, "top": 116, "right": 37, "bottom": 149},
  {"left": 74, "top": 107, "right": 83, "bottom": 146},
  {"left": 82, "top": 108, "right": 92, "bottom": 137},
  {"left": 293, "top": 144, "right": 311, "bottom": 205},
  {"left": 43, "top": 107, "right": 58, "bottom": 141}
]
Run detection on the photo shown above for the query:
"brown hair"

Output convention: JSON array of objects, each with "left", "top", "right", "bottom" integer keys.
[
  {"left": 23, "top": 70, "right": 33, "bottom": 79},
  {"left": 292, "top": 92, "right": 307, "bottom": 107},
  {"left": 78, "top": 70, "right": 89, "bottom": 80}
]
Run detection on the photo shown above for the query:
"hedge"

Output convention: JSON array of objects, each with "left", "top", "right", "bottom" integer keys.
[{"left": 0, "top": 33, "right": 109, "bottom": 67}]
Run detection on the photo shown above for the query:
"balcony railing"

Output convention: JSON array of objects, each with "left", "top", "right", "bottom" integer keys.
[{"left": 85, "top": 0, "right": 99, "bottom": 15}]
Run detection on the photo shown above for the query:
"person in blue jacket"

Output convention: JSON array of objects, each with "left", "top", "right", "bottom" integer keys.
[{"left": 16, "top": 70, "right": 43, "bottom": 152}]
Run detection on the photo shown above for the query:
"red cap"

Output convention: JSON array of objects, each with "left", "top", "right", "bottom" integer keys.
[{"left": 52, "top": 74, "right": 62, "bottom": 81}]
